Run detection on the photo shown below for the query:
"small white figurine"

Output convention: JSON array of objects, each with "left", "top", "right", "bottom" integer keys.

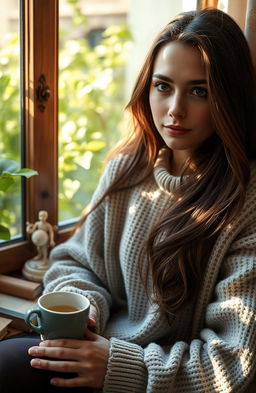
[{"left": 22, "top": 210, "right": 56, "bottom": 282}]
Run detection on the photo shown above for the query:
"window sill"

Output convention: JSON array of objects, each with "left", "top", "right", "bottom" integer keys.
[{"left": 0, "top": 225, "right": 73, "bottom": 274}]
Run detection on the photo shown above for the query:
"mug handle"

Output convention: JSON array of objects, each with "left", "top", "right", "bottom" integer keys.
[{"left": 24, "top": 307, "right": 43, "bottom": 334}]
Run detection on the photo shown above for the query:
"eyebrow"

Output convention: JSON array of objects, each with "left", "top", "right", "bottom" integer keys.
[{"left": 152, "top": 73, "right": 207, "bottom": 85}]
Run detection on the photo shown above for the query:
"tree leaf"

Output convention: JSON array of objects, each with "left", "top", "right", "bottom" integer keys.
[
  {"left": 84, "top": 140, "right": 106, "bottom": 151},
  {"left": 0, "top": 174, "right": 15, "bottom": 192},
  {"left": 0, "top": 225, "right": 10, "bottom": 241},
  {"left": 0, "top": 75, "right": 11, "bottom": 97}
]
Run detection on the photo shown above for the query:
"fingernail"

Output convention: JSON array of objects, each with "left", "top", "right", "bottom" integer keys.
[
  {"left": 28, "top": 347, "right": 38, "bottom": 355},
  {"left": 31, "top": 358, "right": 40, "bottom": 367}
]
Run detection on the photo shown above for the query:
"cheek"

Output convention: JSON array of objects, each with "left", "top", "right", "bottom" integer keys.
[
  {"left": 150, "top": 94, "right": 165, "bottom": 120},
  {"left": 149, "top": 95, "right": 159, "bottom": 121},
  {"left": 194, "top": 106, "right": 213, "bottom": 126},
  {"left": 198, "top": 108, "right": 215, "bottom": 138}
]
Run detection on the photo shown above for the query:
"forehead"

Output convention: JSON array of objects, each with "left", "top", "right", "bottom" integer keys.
[{"left": 152, "top": 42, "right": 206, "bottom": 81}]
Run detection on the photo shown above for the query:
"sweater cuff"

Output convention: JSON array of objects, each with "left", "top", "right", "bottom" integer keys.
[{"left": 103, "top": 338, "right": 147, "bottom": 393}]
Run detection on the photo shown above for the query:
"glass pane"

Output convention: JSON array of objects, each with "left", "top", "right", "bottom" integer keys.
[
  {"left": 58, "top": 0, "right": 197, "bottom": 225},
  {"left": 0, "top": 0, "right": 22, "bottom": 241}
]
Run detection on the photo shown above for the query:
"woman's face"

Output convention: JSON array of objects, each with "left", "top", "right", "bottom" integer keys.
[{"left": 149, "top": 41, "right": 215, "bottom": 163}]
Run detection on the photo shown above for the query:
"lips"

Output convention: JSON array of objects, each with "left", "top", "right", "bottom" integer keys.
[{"left": 164, "top": 124, "right": 192, "bottom": 135}]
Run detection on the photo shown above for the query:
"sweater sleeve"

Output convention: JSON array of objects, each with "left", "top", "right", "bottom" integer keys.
[
  {"left": 103, "top": 219, "right": 256, "bottom": 393},
  {"left": 43, "top": 155, "right": 125, "bottom": 334}
]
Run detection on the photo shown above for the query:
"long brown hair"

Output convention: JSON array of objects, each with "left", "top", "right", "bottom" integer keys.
[{"left": 77, "top": 8, "right": 256, "bottom": 319}]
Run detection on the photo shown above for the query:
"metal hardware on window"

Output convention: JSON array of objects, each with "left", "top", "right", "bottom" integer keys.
[{"left": 36, "top": 74, "right": 51, "bottom": 112}]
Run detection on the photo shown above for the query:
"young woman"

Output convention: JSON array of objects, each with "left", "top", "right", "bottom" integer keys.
[{"left": 1, "top": 7, "right": 256, "bottom": 393}]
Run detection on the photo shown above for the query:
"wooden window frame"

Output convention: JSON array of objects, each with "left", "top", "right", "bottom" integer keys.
[{"left": 0, "top": 0, "right": 71, "bottom": 274}]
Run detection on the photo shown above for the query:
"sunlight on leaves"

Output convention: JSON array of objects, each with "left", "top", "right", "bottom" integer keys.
[
  {"left": 63, "top": 178, "right": 81, "bottom": 199},
  {"left": 0, "top": 0, "right": 132, "bottom": 228},
  {"left": 74, "top": 151, "right": 93, "bottom": 170}
]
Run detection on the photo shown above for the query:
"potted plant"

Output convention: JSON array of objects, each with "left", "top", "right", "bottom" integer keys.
[{"left": 0, "top": 159, "right": 38, "bottom": 240}]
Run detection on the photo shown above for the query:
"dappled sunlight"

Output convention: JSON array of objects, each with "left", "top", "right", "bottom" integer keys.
[
  {"left": 64, "top": 142, "right": 76, "bottom": 151},
  {"left": 61, "top": 120, "right": 76, "bottom": 142},
  {"left": 141, "top": 190, "right": 161, "bottom": 201},
  {"left": 0, "top": 20, "right": 22, "bottom": 238},
  {"left": 191, "top": 207, "right": 210, "bottom": 223},
  {"left": 91, "top": 131, "right": 103, "bottom": 139},
  {"left": 93, "top": 69, "right": 113, "bottom": 89},
  {"left": 77, "top": 84, "right": 93, "bottom": 97},
  {"left": 76, "top": 127, "right": 87, "bottom": 139},
  {"left": 74, "top": 151, "right": 93, "bottom": 170},
  {"left": 81, "top": 203, "right": 92, "bottom": 217},
  {"left": 57, "top": 7, "right": 132, "bottom": 223},
  {"left": 210, "top": 355, "right": 232, "bottom": 391},
  {"left": 210, "top": 347, "right": 252, "bottom": 388},
  {"left": 239, "top": 348, "right": 252, "bottom": 377},
  {"left": 128, "top": 204, "right": 138, "bottom": 215},
  {"left": 210, "top": 338, "right": 252, "bottom": 379},
  {"left": 65, "top": 40, "right": 81, "bottom": 55},
  {"left": 0, "top": 57, "right": 8, "bottom": 65},
  {"left": 59, "top": 41, "right": 82, "bottom": 68},
  {"left": 219, "top": 297, "right": 254, "bottom": 326},
  {"left": 63, "top": 178, "right": 80, "bottom": 199},
  {"left": 59, "top": 52, "right": 73, "bottom": 68},
  {"left": 95, "top": 44, "right": 108, "bottom": 56}
]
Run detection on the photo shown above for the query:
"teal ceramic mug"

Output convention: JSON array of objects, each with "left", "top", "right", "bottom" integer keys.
[{"left": 25, "top": 291, "right": 90, "bottom": 340}]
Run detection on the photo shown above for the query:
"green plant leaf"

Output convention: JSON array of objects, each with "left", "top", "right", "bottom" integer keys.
[
  {"left": 0, "top": 225, "right": 10, "bottom": 241},
  {"left": 8, "top": 168, "right": 38, "bottom": 178},
  {"left": 0, "top": 173, "right": 15, "bottom": 192},
  {"left": 0, "top": 158, "right": 18, "bottom": 175}
]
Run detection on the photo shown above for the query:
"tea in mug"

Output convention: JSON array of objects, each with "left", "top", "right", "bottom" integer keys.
[{"left": 47, "top": 305, "right": 78, "bottom": 312}]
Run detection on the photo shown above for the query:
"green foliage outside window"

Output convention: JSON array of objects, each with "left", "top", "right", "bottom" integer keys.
[
  {"left": 0, "top": 159, "right": 38, "bottom": 240},
  {"left": 0, "top": 31, "right": 22, "bottom": 240},
  {"left": 58, "top": 3, "right": 132, "bottom": 221},
  {"left": 0, "top": 0, "right": 132, "bottom": 237}
]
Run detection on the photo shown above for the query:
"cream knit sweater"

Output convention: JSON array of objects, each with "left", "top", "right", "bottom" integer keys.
[{"left": 43, "top": 152, "right": 256, "bottom": 393}]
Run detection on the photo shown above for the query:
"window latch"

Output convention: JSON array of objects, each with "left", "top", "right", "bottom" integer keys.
[{"left": 36, "top": 74, "right": 51, "bottom": 112}]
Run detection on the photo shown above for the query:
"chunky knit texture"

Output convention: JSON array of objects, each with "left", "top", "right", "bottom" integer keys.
[{"left": 44, "top": 152, "right": 256, "bottom": 393}]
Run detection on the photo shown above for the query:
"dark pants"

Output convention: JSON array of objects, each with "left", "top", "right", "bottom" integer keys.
[{"left": 0, "top": 335, "right": 92, "bottom": 393}]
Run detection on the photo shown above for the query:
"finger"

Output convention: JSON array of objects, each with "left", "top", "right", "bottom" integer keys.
[
  {"left": 50, "top": 376, "right": 86, "bottom": 388},
  {"left": 30, "top": 358, "right": 80, "bottom": 373},
  {"left": 87, "top": 325, "right": 96, "bottom": 333},
  {"left": 88, "top": 305, "right": 97, "bottom": 326},
  {"left": 39, "top": 338, "right": 81, "bottom": 349},
  {"left": 84, "top": 328, "right": 98, "bottom": 341},
  {"left": 88, "top": 317, "right": 96, "bottom": 327},
  {"left": 28, "top": 345, "right": 80, "bottom": 361}
]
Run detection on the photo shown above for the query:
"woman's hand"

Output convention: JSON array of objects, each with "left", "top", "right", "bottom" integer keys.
[
  {"left": 88, "top": 303, "right": 98, "bottom": 329},
  {"left": 28, "top": 329, "right": 109, "bottom": 389}
]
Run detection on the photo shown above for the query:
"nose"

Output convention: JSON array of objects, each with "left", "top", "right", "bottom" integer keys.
[{"left": 167, "top": 92, "right": 186, "bottom": 119}]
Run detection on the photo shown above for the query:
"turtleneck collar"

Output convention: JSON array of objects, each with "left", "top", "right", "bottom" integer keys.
[{"left": 153, "top": 148, "right": 183, "bottom": 193}]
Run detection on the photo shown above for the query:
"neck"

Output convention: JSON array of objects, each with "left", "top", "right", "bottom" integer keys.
[{"left": 169, "top": 150, "right": 194, "bottom": 176}]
